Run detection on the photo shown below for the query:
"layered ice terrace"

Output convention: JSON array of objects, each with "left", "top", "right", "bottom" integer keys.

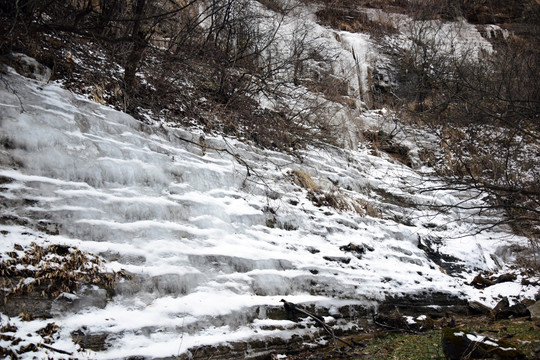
[{"left": 0, "top": 66, "right": 534, "bottom": 358}]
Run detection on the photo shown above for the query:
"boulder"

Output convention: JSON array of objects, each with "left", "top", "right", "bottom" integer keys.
[
  {"left": 470, "top": 274, "right": 495, "bottom": 289},
  {"left": 491, "top": 297, "right": 510, "bottom": 315},
  {"left": 441, "top": 327, "right": 526, "bottom": 360},
  {"left": 527, "top": 300, "right": 540, "bottom": 321},
  {"left": 495, "top": 273, "right": 517, "bottom": 283},
  {"left": 374, "top": 310, "right": 409, "bottom": 330},
  {"left": 468, "top": 301, "right": 492, "bottom": 315},
  {"left": 495, "top": 303, "right": 531, "bottom": 320},
  {"left": 339, "top": 243, "right": 366, "bottom": 259}
]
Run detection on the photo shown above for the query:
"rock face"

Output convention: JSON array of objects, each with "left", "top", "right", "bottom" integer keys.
[
  {"left": 71, "top": 329, "right": 110, "bottom": 352},
  {"left": 0, "top": 284, "right": 54, "bottom": 318},
  {"left": 528, "top": 300, "right": 540, "bottom": 321},
  {"left": 418, "top": 237, "right": 465, "bottom": 276},
  {"left": 8, "top": 53, "right": 52, "bottom": 82},
  {"left": 379, "top": 292, "right": 469, "bottom": 319},
  {"left": 0, "top": 242, "right": 114, "bottom": 320},
  {"left": 51, "top": 285, "right": 108, "bottom": 316},
  {"left": 1, "top": 36, "right": 538, "bottom": 358},
  {"left": 1, "top": 284, "right": 109, "bottom": 319},
  {"left": 441, "top": 327, "right": 526, "bottom": 360}
]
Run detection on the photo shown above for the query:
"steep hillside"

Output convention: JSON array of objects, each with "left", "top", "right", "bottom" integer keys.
[
  {"left": 1, "top": 0, "right": 539, "bottom": 358},
  {"left": 2, "top": 52, "right": 536, "bottom": 359}
]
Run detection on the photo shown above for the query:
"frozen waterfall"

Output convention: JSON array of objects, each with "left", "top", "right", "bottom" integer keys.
[{"left": 0, "top": 64, "right": 533, "bottom": 358}]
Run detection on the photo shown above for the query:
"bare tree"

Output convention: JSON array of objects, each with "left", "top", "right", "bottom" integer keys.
[{"left": 392, "top": 6, "right": 540, "bottom": 251}]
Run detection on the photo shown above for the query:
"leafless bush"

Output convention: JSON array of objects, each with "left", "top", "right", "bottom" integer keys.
[
  {"left": 393, "top": 13, "right": 540, "bottom": 252},
  {"left": 1, "top": 0, "right": 343, "bottom": 152},
  {"left": 315, "top": 4, "right": 397, "bottom": 37}
]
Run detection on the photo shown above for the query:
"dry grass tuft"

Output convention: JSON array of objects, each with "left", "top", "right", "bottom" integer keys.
[
  {"left": 0, "top": 243, "right": 125, "bottom": 306},
  {"left": 353, "top": 198, "right": 381, "bottom": 218},
  {"left": 290, "top": 169, "right": 381, "bottom": 216},
  {"left": 291, "top": 169, "right": 321, "bottom": 193}
]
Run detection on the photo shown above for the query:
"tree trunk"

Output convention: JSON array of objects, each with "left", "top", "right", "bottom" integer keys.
[{"left": 123, "top": 0, "right": 147, "bottom": 93}]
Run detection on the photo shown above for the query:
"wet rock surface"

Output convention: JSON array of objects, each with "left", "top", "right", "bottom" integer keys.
[
  {"left": 378, "top": 291, "right": 469, "bottom": 318},
  {"left": 51, "top": 285, "right": 108, "bottom": 316},
  {"left": 71, "top": 329, "right": 110, "bottom": 352},
  {"left": 1, "top": 283, "right": 109, "bottom": 320},
  {"left": 417, "top": 236, "right": 466, "bottom": 276},
  {"left": 0, "top": 284, "right": 54, "bottom": 318}
]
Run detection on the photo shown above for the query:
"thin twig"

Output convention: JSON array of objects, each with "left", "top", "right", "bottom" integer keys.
[
  {"left": 281, "top": 300, "right": 355, "bottom": 350},
  {"left": 40, "top": 343, "right": 73, "bottom": 355},
  {"left": 0, "top": 73, "right": 25, "bottom": 113}
]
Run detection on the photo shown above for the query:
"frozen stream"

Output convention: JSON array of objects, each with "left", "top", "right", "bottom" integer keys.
[{"left": 0, "top": 68, "right": 535, "bottom": 358}]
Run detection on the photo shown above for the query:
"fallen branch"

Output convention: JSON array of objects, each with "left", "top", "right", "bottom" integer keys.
[
  {"left": 280, "top": 299, "right": 355, "bottom": 349},
  {"left": 172, "top": 133, "right": 253, "bottom": 177},
  {"left": 40, "top": 343, "right": 73, "bottom": 355}
]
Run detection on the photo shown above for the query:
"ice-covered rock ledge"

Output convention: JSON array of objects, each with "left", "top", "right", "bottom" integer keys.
[{"left": 0, "top": 66, "right": 538, "bottom": 359}]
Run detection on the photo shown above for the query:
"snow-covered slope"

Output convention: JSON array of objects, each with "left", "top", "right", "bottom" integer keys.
[{"left": 1, "top": 60, "right": 536, "bottom": 358}]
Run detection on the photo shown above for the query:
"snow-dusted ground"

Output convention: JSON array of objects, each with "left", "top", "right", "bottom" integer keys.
[
  {"left": 1, "top": 59, "right": 537, "bottom": 358},
  {"left": 0, "top": 3, "right": 537, "bottom": 359}
]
